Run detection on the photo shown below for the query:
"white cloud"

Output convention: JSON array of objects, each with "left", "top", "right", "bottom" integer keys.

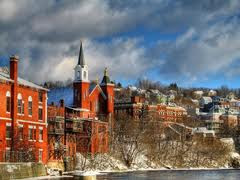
[
  {"left": 158, "top": 16, "right": 240, "bottom": 82},
  {"left": 1, "top": 0, "right": 240, "bottom": 85}
]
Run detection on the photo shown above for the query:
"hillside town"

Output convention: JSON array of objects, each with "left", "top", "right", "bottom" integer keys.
[{"left": 1, "top": 43, "right": 240, "bottom": 179}]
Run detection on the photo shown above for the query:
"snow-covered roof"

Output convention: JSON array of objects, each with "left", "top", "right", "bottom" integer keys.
[
  {"left": 128, "top": 85, "right": 137, "bottom": 91},
  {"left": 201, "top": 96, "right": 212, "bottom": 102},
  {"left": 149, "top": 89, "right": 159, "bottom": 94},
  {"left": 193, "top": 127, "right": 215, "bottom": 134},
  {"left": 0, "top": 71, "right": 48, "bottom": 91},
  {"left": 209, "top": 89, "right": 216, "bottom": 93},
  {"left": 0, "top": 71, "right": 13, "bottom": 82},
  {"left": 193, "top": 90, "right": 203, "bottom": 95}
]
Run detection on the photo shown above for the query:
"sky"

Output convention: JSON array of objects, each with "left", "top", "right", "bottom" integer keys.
[{"left": 1, "top": 0, "right": 240, "bottom": 88}]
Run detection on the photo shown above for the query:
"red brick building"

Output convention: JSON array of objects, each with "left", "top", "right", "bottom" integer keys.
[
  {"left": 115, "top": 96, "right": 187, "bottom": 122},
  {"left": 0, "top": 56, "right": 48, "bottom": 164},
  {"left": 47, "top": 101, "right": 65, "bottom": 162},
  {"left": 47, "top": 42, "right": 113, "bottom": 164}
]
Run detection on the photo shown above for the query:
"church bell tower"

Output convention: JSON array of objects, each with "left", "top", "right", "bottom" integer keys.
[{"left": 73, "top": 42, "right": 90, "bottom": 109}]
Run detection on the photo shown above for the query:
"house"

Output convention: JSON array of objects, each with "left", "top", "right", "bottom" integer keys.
[
  {"left": 193, "top": 90, "right": 204, "bottom": 99},
  {"left": 199, "top": 96, "right": 212, "bottom": 107},
  {"left": 192, "top": 127, "right": 215, "bottom": 140},
  {"left": 0, "top": 56, "right": 48, "bottom": 164},
  {"left": 208, "top": 90, "right": 217, "bottom": 96}
]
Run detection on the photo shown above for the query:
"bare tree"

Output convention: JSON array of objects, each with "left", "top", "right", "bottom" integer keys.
[{"left": 112, "top": 113, "right": 150, "bottom": 168}]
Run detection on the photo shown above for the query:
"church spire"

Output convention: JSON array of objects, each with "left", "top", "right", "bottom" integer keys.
[
  {"left": 74, "top": 41, "right": 88, "bottom": 82},
  {"left": 101, "top": 67, "right": 111, "bottom": 84},
  {"left": 78, "top": 41, "right": 85, "bottom": 66}
]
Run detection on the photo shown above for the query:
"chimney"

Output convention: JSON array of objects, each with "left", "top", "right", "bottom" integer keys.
[
  {"left": 10, "top": 55, "right": 19, "bottom": 82},
  {"left": 9, "top": 55, "right": 19, "bottom": 152}
]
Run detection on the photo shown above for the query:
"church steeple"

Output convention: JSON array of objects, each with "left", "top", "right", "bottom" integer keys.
[
  {"left": 78, "top": 41, "right": 85, "bottom": 66},
  {"left": 101, "top": 67, "right": 111, "bottom": 84},
  {"left": 74, "top": 42, "right": 89, "bottom": 82}
]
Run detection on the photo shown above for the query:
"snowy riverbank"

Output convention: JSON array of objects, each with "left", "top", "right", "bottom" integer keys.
[{"left": 26, "top": 166, "right": 240, "bottom": 180}]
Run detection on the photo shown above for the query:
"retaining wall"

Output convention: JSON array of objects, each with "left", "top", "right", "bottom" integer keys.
[{"left": 0, "top": 162, "right": 46, "bottom": 180}]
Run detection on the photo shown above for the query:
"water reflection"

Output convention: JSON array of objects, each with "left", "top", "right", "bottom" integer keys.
[{"left": 43, "top": 170, "right": 240, "bottom": 180}]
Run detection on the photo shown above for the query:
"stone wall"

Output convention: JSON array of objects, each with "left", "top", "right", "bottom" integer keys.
[{"left": 0, "top": 162, "right": 46, "bottom": 179}]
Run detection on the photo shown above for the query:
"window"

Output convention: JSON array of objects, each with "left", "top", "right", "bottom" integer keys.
[
  {"left": 110, "top": 95, "right": 112, "bottom": 103},
  {"left": 5, "top": 148, "right": 10, "bottom": 162},
  {"left": 77, "top": 71, "right": 80, "bottom": 79},
  {"left": 95, "top": 100, "right": 99, "bottom": 112},
  {"left": 18, "top": 125, "right": 23, "bottom": 140},
  {"left": 22, "top": 101, "right": 24, "bottom": 114},
  {"left": 39, "top": 92, "right": 43, "bottom": 102},
  {"left": 6, "top": 123, "right": 11, "bottom": 139},
  {"left": 28, "top": 127, "right": 33, "bottom": 140},
  {"left": 39, "top": 128, "right": 43, "bottom": 142},
  {"left": 90, "top": 101, "right": 93, "bottom": 111},
  {"left": 6, "top": 91, "right": 11, "bottom": 113},
  {"left": 38, "top": 149, "right": 43, "bottom": 162},
  {"left": 84, "top": 71, "right": 87, "bottom": 79},
  {"left": 34, "top": 128, "right": 36, "bottom": 141},
  {"left": 38, "top": 107, "right": 43, "bottom": 120},
  {"left": 28, "top": 96, "right": 32, "bottom": 116},
  {"left": 28, "top": 126, "right": 36, "bottom": 141},
  {"left": 17, "top": 93, "right": 22, "bottom": 114},
  {"left": 74, "top": 89, "right": 78, "bottom": 98}
]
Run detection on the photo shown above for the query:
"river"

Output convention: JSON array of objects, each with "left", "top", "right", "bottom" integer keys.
[{"left": 43, "top": 169, "right": 240, "bottom": 180}]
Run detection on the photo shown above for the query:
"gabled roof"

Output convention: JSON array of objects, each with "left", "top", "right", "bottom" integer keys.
[
  {"left": 89, "top": 83, "right": 97, "bottom": 94},
  {"left": 89, "top": 83, "right": 107, "bottom": 100},
  {"left": 201, "top": 96, "right": 212, "bottom": 101},
  {"left": 0, "top": 71, "right": 13, "bottom": 82},
  {"left": 78, "top": 41, "right": 85, "bottom": 66},
  {"left": 0, "top": 71, "right": 48, "bottom": 91}
]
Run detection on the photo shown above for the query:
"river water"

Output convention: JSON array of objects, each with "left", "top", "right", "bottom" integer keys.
[{"left": 45, "top": 169, "right": 240, "bottom": 180}]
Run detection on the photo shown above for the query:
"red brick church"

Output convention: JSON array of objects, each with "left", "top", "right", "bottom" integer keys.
[
  {"left": 48, "top": 42, "right": 114, "bottom": 165},
  {"left": 72, "top": 42, "right": 114, "bottom": 122}
]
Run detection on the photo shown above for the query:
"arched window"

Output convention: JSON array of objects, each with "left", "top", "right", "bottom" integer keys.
[
  {"left": 6, "top": 91, "right": 11, "bottom": 113},
  {"left": 28, "top": 96, "right": 33, "bottom": 116},
  {"left": 77, "top": 71, "right": 80, "bottom": 79},
  {"left": 17, "top": 93, "right": 23, "bottom": 114},
  {"left": 84, "top": 71, "right": 87, "bottom": 79}
]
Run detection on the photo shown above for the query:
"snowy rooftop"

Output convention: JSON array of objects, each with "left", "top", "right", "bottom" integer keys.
[
  {"left": 193, "top": 127, "right": 215, "bottom": 134},
  {"left": 0, "top": 71, "right": 48, "bottom": 91}
]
